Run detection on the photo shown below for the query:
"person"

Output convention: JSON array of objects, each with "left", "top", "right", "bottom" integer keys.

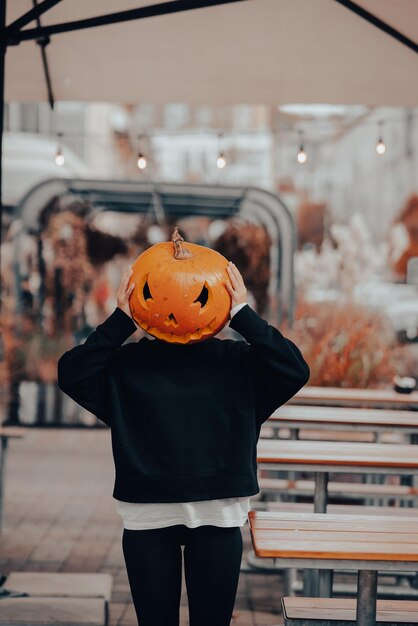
[{"left": 57, "top": 259, "right": 310, "bottom": 626}]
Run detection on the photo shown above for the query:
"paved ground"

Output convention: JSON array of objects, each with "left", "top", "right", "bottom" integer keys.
[{"left": 0, "top": 428, "right": 284, "bottom": 625}]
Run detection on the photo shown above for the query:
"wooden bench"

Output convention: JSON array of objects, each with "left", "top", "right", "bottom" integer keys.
[
  {"left": 281, "top": 597, "right": 418, "bottom": 625},
  {"left": 248, "top": 502, "right": 418, "bottom": 589},
  {"left": 0, "top": 572, "right": 112, "bottom": 626},
  {"left": 0, "top": 597, "right": 107, "bottom": 626},
  {"left": 269, "top": 404, "right": 418, "bottom": 436},
  {"left": 4, "top": 571, "right": 113, "bottom": 600},
  {"left": 253, "top": 500, "right": 418, "bottom": 516},
  {"left": 246, "top": 501, "right": 418, "bottom": 582},
  {"left": 258, "top": 477, "right": 418, "bottom": 502},
  {"left": 290, "top": 385, "right": 418, "bottom": 409},
  {"left": 248, "top": 510, "right": 418, "bottom": 626}
]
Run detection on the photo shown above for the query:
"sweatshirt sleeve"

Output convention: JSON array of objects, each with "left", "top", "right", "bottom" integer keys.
[
  {"left": 229, "top": 304, "right": 310, "bottom": 427},
  {"left": 57, "top": 307, "right": 138, "bottom": 427}
]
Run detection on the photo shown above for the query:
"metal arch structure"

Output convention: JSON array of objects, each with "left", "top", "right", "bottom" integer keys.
[
  {"left": 1, "top": 0, "right": 418, "bottom": 312},
  {"left": 14, "top": 178, "right": 296, "bottom": 326}
]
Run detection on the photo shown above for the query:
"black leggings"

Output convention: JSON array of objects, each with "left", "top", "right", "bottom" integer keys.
[{"left": 122, "top": 523, "right": 243, "bottom": 626}]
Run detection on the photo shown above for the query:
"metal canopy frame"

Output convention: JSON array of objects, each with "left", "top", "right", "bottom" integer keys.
[
  {"left": 1, "top": 0, "right": 417, "bottom": 316},
  {"left": 15, "top": 177, "right": 296, "bottom": 326}
]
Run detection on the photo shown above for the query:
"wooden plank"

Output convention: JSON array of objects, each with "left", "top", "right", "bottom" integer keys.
[
  {"left": 0, "top": 426, "right": 28, "bottom": 438},
  {"left": 283, "top": 596, "right": 418, "bottom": 621},
  {"left": 6, "top": 572, "right": 113, "bottom": 600},
  {"left": 248, "top": 512, "right": 418, "bottom": 561},
  {"left": 261, "top": 502, "right": 418, "bottom": 517},
  {"left": 272, "top": 405, "right": 418, "bottom": 428},
  {"left": 291, "top": 385, "right": 418, "bottom": 408},
  {"left": 257, "top": 439, "right": 418, "bottom": 468},
  {"left": 0, "top": 597, "right": 106, "bottom": 625},
  {"left": 248, "top": 511, "right": 418, "bottom": 532},
  {"left": 250, "top": 529, "right": 418, "bottom": 543},
  {"left": 252, "top": 535, "right": 418, "bottom": 560},
  {"left": 258, "top": 477, "right": 418, "bottom": 496},
  {"left": 248, "top": 510, "right": 418, "bottom": 534},
  {"left": 259, "top": 439, "right": 418, "bottom": 457}
]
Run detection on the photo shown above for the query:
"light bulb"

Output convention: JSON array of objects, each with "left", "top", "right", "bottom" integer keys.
[
  {"left": 54, "top": 150, "right": 65, "bottom": 166},
  {"left": 376, "top": 138, "right": 386, "bottom": 155},
  {"left": 217, "top": 153, "right": 226, "bottom": 169},
  {"left": 137, "top": 153, "right": 147, "bottom": 170},
  {"left": 297, "top": 146, "right": 307, "bottom": 164}
]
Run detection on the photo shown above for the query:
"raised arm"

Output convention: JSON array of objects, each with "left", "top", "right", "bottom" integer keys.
[
  {"left": 57, "top": 265, "right": 137, "bottom": 426},
  {"left": 226, "top": 261, "right": 310, "bottom": 428}
]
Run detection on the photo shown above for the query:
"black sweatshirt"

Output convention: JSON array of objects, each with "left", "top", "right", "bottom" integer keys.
[{"left": 57, "top": 304, "right": 310, "bottom": 503}]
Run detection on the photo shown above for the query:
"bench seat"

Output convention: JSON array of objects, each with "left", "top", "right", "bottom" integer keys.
[
  {"left": 258, "top": 477, "right": 418, "bottom": 500},
  {"left": 282, "top": 597, "right": 418, "bottom": 625},
  {"left": 253, "top": 501, "right": 418, "bottom": 516},
  {"left": 0, "top": 597, "right": 106, "bottom": 626},
  {"left": 4, "top": 572, "right": 113, "bottom": 600}
]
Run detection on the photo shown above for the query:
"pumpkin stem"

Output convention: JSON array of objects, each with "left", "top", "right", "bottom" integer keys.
[{"left": 171, "top": 226, "right": 193, "bottom": 259}]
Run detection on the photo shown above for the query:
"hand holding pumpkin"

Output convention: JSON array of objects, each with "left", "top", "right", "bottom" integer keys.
[
  {"left": 226, "top": 261, "right": 247, "bottom": 309},
  {"left": 117, "top": 265, "right": 136, "bottom": 320}
]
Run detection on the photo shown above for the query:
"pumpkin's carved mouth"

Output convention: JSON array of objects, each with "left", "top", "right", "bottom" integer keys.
[
  {"left": 139, "top": 315, "right": 218, "bottom": 342},
  {"left": 164, "top": 313, "right": 180, "bottom": 328}
]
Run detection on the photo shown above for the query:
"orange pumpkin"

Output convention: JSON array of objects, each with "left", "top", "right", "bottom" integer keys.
[{"left": 128, "top": 226, "right": 231, "bottom": 344}]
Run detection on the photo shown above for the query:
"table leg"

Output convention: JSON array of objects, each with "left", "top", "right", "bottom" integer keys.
[
  {"left": 284, "top": 428, "right": 300, "bottom": 585},
  {"left": 305, "top": 472, "right": 331, "bottom": 597},
  {"left": 356, "top": 570, "right": 377, "bottom": 626},
  {"left": 318, "top": 569, "right": 333, "bottom": 597},
  {"left": 314, "top": 471, "right": 328, "bottom": 513},
  {"left": 303, "top": 569, "right": 317, "bottom": 596},
  {"left": 284, "top": 568, "right": 298, "bottom": 596}
]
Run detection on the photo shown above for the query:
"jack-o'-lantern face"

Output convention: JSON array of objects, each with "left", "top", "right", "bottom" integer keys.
[{"left": 128, "top": 227, "right": 231, "bottom": 344}]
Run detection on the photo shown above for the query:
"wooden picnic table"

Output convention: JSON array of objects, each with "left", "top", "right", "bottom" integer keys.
[
  {"left": 267, "top": 404, "right": 418, "bottom": 442},
  {"left": 291, "top": 385, "right": 418, "bottom": 409},
  {"left": 256, "top": 438, "right": 418, "bottom": 598},
  {"left": 256, "top": 439, "right": 418, "bottom": 513},
  {"left": 249, "top": 510, "right": 418, "bottom": 626},
  {"left": 0, "top": 426, "right": 28, "bottom": 532}
]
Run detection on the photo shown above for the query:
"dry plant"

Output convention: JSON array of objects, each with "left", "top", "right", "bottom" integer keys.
[{"left": 285, "top": 297, "right": 403, "bottom": 388}]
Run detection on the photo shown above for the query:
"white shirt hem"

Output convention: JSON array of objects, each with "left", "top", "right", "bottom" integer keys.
[{"left": 122, "top": 517, "right": 249, "bottom": 530}]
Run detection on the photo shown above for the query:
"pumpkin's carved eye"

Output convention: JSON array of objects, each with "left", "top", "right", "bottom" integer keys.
[
  {"left": 193, "top": 284, "right": 209, "bottom": 308},
  {"left": 143, "top": 279, "right": 152, "bottom": 300}
]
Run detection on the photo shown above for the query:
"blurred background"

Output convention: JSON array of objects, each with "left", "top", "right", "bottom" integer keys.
[{"left": 1, "top": 1, "right": 418, "bottom": 428}]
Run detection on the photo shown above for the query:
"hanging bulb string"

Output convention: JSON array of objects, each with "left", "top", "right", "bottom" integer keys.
[
  {"left": 52, "top": 109, "right": 408, "bottom": 164},
  {"left": 45, "top": 110, "right": 418, "bottom": 141}
]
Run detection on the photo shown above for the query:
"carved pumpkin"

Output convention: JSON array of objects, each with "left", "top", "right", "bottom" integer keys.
[{"left": 128, "top": 226, "right": 231, "bottom": 344}]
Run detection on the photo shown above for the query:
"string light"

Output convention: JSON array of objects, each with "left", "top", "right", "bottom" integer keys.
[
  {"left": 54, "top": 132, "right": 65, "bottom": 166},
  {"left": 217, "top": 152, "right": 226, "bottom": 169},
  {"left": 44, "top": 110, "right": 418, "bottom": 142},
  {"left": 48, "top": 109, "right": 412, "bottom": 171},
  {"left": 376, "top": 120, "right": 386, "bottom": 155},
  {"left": 137, "top": 134, "right": 147, "bottom": 170},
  {"left": 137, "top": 152, "right": 147, "bottom": 170},
  {"left": 297, "top": 130, "right": 307, "bottom": 164},
  {"left": 217, "top": 133, "right": 227, "bottom": 169}
]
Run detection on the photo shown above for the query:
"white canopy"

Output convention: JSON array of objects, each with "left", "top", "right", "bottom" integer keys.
[{"left": 5, "top": 0, "right": 418, "bottom": 105}]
